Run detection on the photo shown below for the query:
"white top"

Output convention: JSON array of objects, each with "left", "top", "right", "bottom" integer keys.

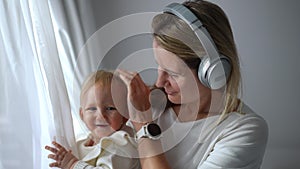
[
  {"left": 73, "top": 128, "right": 140, "bottom": 169},
  {"left": 155, "top": 103, "right": 268, "bottom": 169}
]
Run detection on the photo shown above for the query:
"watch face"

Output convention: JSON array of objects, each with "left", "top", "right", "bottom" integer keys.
[{"left": 148, "top": 123, "right": 161, "bottom": 137}]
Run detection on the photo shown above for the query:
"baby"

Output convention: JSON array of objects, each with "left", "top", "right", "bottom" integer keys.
[{"left": 45, "top": 70, "right": 140, "bottom": 169}]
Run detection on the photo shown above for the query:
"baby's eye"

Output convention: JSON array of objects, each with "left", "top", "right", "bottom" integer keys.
[
  {"left": 86, "top": 107, "right": 97, "bottom": 112},
  {"left": 105, "top": 106, "right": 117, "bottom": 111}
]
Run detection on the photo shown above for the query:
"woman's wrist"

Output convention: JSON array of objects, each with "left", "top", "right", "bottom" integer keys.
[
  {"left": 137, "top": 138, "right": 171, "bottom": 169},
  {"left": 138, "top": 138, "right": 164, "bottom": 158},
  {"left": 129, "top": 108, "right": 153, "bottom": 126},
  {"left": 131, "top": 121, "right": 145, "bottom": 131}
]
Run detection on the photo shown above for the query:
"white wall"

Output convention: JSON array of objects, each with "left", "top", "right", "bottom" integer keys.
[{"left": 80, "top": 0, "right": 300, "bottom": 168}]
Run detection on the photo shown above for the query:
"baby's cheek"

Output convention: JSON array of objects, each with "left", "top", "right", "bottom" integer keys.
[{"left": 111, "top": 117, "right": 124, "bottom": 130}]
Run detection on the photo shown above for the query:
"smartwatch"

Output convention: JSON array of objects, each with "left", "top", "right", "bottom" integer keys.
[{"left": 135, "top": 123, "right": 162, "bottom": 141}]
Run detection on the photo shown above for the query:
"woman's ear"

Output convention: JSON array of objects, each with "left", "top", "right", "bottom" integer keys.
[{"left": 79, "top": 107, "right": 84, "bottom": 120}]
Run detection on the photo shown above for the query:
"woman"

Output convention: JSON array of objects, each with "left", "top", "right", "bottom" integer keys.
[{"left": 117, "top": 1, "right": 268, "bottom": 169}]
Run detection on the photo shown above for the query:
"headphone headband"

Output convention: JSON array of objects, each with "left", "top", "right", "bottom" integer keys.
[{"left": 163, "top": 3, "right": 219, "bottom": 60}]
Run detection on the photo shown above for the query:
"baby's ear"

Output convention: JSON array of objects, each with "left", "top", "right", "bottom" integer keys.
[{"left": 79, "top": 107, "right": 84, "bottom": 120}]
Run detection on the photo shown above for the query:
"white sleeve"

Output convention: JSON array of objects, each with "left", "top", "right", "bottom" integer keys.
[
  {"left": 73, "top": 131, "right": 140, "bottom": 169},
  {"left": 73, "top": 160, "right": 109, "bottom": 169},
  {"left": 73, "top": 155, "right": 140, "bottom": 169},
  {"left": 73, "top": 161, "right": 95, "bottom": 169},
  {"left": 198, "top": 115, "right": 268, "bottom": 169}
]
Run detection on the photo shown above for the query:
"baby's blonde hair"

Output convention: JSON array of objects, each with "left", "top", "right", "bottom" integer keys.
[
  {"left": 80, "top": 70, "right": 114, "bottom": 105},
  {"left": 80, "top": 70, "right": 126, "bottom": 105}
]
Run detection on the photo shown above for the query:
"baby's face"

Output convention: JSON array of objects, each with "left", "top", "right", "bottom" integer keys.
[{"left": 80, "top": 83, "right": 124, "bottom": 140}]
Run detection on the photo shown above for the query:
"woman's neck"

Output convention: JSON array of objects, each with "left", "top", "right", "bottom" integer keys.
[
  {"left": 172, "top": 91, "right": 225, "bottom": 122},
  {"left": 172, "top": 103, "right": 204, "bottom": 122}
]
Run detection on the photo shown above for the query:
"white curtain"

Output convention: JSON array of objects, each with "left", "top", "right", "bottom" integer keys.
[
  {"left": 0, "top": 0, "right": 88, "bottom": 168},
  {"left": 0, "top": 0, "right": 157, "bottom": 168}
]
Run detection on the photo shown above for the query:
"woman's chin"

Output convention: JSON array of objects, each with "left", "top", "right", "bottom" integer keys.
[{"left": 168, "top": 94, "right": 198, "bottom": 105}]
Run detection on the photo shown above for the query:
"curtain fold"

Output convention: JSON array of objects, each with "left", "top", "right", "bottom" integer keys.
[{"left": 48, "top": 0, "right": 97, "bottom": 139}]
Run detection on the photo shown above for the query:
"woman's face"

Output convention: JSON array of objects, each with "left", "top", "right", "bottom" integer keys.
[
  {"left": 80, "top": 83, "right": 125, "bottom": 140},
  {"left": 153, "top": 40, "right": 201, "bottom": 104}
]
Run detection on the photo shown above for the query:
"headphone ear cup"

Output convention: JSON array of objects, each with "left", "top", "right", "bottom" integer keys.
[
  {"left": 198, "top": 55, "right": 232, "bottom": 90},
  {"left": 198, "top": 55, "right": 211, "bottom": 88}
]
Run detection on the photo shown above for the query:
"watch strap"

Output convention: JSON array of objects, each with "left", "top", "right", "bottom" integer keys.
[
  {"left": 135, "top": 124, "right": 147, "bottom": 142},
  {"left": 135, "top": 123, "right": 162, "bottom": 142}
]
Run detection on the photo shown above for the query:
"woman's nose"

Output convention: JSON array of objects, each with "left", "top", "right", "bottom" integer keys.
[{"left": 156, "top": 69, "right": 168, "bottom": 87}]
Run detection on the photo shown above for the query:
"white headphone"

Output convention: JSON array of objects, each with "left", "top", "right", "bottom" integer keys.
[{"left": 163, "top": 3, "right": 232, "bottom": 89}]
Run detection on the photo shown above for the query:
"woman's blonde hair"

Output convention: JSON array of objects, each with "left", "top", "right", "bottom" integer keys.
[{"left": 152, "top": 0, "right": 242, "bottom": 120}]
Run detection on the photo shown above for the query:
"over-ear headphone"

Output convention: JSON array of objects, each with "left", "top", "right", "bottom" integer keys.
[{"left": 163, "top": 3, "right": 232, "bottom": 89}]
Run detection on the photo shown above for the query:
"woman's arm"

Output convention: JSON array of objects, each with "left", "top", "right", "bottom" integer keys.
[
  {"left": 137, "top": 138, "right": 171, "bottom": 169},
  {"left": 116, "top": 69, "right": 171, "bottom": 169}
]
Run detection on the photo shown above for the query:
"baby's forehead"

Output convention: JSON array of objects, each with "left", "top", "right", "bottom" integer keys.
[{"left": 94, "top": 80, "right": 126, "bottom": 94}]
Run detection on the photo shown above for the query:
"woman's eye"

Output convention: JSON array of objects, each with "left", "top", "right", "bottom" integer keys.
[{"left": 169, "top": 73, "right": 179, "bottom": 78}]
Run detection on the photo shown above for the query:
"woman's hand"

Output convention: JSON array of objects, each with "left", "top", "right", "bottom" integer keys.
[
  {"left": 115, "top": 69, "right": 152, "bottom": 129},
  {"left": 45, "top": 141, "right": 78, "bottom": 169}
]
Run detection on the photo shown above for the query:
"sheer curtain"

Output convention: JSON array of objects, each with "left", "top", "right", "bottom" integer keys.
[{"left": 0, "top": 0, "right": 90, "bottom": 168}]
